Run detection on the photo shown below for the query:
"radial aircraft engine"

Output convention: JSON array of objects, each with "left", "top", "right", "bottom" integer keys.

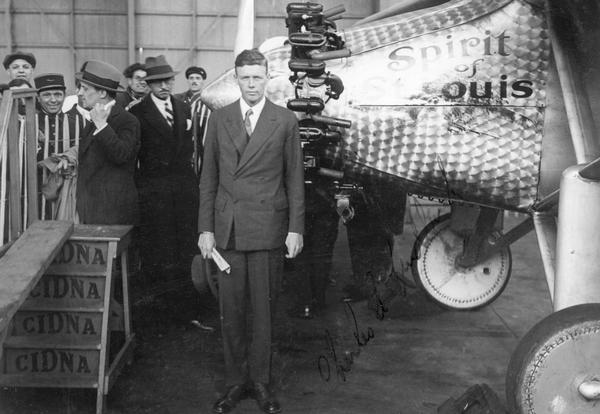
[{"left": 201, "top": 2, "right": 600, "bottom": 411}]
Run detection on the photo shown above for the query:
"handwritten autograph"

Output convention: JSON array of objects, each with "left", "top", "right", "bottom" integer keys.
[{"left": 318, "top": 301, "right": 375, "bottom": 382}]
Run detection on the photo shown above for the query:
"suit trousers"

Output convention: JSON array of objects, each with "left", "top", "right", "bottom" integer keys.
[{"left": 218, "top": 247, "right": 283, "bottom": 387}]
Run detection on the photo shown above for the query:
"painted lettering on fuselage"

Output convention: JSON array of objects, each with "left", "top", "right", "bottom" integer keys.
[{"left": 386, "top": 30, "right": 534, "bottom": 100}]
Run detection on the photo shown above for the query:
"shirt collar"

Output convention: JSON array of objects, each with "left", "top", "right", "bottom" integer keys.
[
  {"left": 151, "top": 92, "right": 171, "bottom": 108},
  {"left": 240, "top": 96, "right": 266, "bottom": 118}
]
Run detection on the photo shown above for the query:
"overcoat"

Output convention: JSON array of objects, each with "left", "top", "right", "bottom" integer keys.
[
  {"left": 76, "top": 103, "right": 141, "bottom": 225},
  {"left": 129, "top": 93, "right": 199, "bottom": 275},
  {"left": 130, "top": 94, "right": 195, "bottom": 180},
  {"left": 198, "top": 98, "right": 305, "bottom": 250}
]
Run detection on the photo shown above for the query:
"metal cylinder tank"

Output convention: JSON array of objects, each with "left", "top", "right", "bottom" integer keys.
[{"left": 554, "top": 164, "right": 600, "bottom": 310}]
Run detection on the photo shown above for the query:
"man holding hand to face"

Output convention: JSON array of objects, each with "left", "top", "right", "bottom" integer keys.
[
  {"left": 75, "top": 60, "right": 140, "bottom": 225},
  {"left": 198, "top": 49, "right": 304, "bottom": 414}
]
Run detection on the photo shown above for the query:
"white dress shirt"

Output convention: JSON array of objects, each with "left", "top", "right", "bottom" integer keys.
[
  {"left": 239, "top": 96, "right": 266, "bottom": 132},
  {"left": 150, "top": 93, "right": 173, "bottom": 123}
]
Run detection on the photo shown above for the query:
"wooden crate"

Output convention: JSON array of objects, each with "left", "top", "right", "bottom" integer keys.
[{"left": 0, "top": 225, "right": 135, "bottom": 414}]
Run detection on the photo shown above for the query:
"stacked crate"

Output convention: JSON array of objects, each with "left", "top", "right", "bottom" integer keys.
[{"left": 0, "top": 225, "right": 135, "bottom": 414}]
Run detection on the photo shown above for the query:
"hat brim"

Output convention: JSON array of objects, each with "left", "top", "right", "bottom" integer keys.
[
  {"left": 37, "top": 85, "right": 66, "bottom": 93},
  {"left": 75, "top": 72, "right": 125, "bottom": 93},
  {"left": 144, "top": 71, "right": 179, "bottom": 82}
]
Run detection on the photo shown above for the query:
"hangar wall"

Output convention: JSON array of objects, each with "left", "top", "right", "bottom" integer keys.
[{"left": 0, "top": 0, "right": 379, "bottom": 94}]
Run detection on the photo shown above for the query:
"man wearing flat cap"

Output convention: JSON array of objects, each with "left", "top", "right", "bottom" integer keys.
[
  {"left": 129, "top": 55, "right": 199, "bottom": 293},
  {"left": 3, "top": 51, "right": 36, "bottom": 82},
  {"left": 35, "top": 74, "right": 83, "bottom": 155},
  {"left": 75, "top": 60, "right": 141, "bottom": 225},
  {"left": 34, "top": 73, "right": 85, "bottom": 219},
  {"left": 174, "top": 65, "right": 206, "bottom": 107},
  {"left": 115, "top": 62, "right": 148, "bottom": 110}
]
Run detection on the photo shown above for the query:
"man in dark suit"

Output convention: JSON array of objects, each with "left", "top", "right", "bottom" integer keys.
[
  {"left": 75, "top": 60, "right": 141, "bottom": 225},
  {"left": 198, "top": 49, "right": 304, "bottom": 414},
  {"left": 129, "top": 55, "right": 199, "bottom": 286}
]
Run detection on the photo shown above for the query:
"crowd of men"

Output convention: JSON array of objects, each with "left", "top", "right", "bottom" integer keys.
[
  {"left": 0, "top": 48, "right": 408, "bottom": 414},
  {"left": 0, "top": 50, "right": 208, "bottom": 290},
  {"left": 1, "top": 49, "right": 303, "bottom": 414}
]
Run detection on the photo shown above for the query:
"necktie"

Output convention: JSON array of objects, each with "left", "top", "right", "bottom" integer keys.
[
  {"left": 165, "top": 101, "right": 174, "bottom": 127},
  {"left": 244, "top": 108, "right": 253, "bottom": 138}
]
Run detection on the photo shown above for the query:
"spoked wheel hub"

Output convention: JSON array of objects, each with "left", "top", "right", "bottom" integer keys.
[{"left": 411, "top": 214, "right": 512, "bottom": 310}]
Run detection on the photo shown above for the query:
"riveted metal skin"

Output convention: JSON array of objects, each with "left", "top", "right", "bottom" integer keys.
[{"left": 202, "top": 0, "right": 551, "bottom": 211}]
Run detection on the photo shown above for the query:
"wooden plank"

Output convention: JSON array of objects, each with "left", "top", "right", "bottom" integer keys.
[
  {"left": 19, "top": 302, "right": 104, "bottom": 313},
  {"left": 24, "top": 96, "right": 38, "bottom": 225},
  {"left": 95, "top": 241, "right": 117, "bottom": 414},
  {"left": 46, "top": 240, "right": 110, "bottom": 275},
  {"left": 0, "top": 324, "right": 8, "bottom": 361},
  {"left": 70, "top": 224, "right": 133, "bottom": 243},
  {"left": 3, "top": 347, "right": 100, "bottom": 376},
  {"left": 0, "top": 373, "right": 98, "bottom": 388},
  {"left": 0, "top": 220, "right": 73, "bottom": 334},
  {"left": 104, "top": 334, "right": 134, "bottom": 393},
  {"left": 4, "top": 336, "right": 100, "bottom": 350},
  {"left": 7, "top": 104, "right": 21, "bottom": 239},
  {"left": 24, "top": 274, "right": 107, "bottom": 305},
  {"left": 10, "top": 310, "right": 103, "bottom": 338}
]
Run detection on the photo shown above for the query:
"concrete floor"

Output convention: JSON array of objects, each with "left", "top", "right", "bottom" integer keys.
[{"left": 0, "top": 209, "right": 553, "bottom": 414}]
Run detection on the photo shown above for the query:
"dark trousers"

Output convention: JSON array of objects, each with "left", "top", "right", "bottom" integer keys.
[
  {"left": 138, "top": 173, "right": 199, "bottom": 279},
  {"left": 218, "top": 247, "right": 283, "bottom": 387}
]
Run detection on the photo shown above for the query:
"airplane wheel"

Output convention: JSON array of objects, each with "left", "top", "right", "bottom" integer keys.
[
  {"left": 506, "top": 303, "right": 600, "bottom": 413},
  {"left": 190, "top": 255, "right": 219, "bottom": 298},
  {"left": 411, "top": 213, "right": 511, "bottom": 310}
]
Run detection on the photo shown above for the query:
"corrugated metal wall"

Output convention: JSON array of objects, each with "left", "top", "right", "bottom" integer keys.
[{"left": 1, "top": 0, "right": 378, "bottom": 94}]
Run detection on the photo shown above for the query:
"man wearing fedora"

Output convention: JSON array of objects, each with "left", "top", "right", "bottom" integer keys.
[
  {"left": 3, "top": 51, "right": 36, "bottom": 82},
  {"left": 129, "top": 55, "right": 199, "bottom": 291},
  {"left": 198, "top": 48, "right": 304, "bottom": 414},
  {"left": 75, "top": 60, "right": 140, "bottom": 225}
]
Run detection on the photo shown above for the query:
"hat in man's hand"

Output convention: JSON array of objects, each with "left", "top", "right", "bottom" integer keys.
[
  {"left": 3, "top": 51, "right": 36, "bottom": 69},
  {"left": 144, "top": 55, "right": 178, "bottom": 82},
  {"left": 75, "top": 60, "right": 124, "bottom": 92},
  {"left": 34, "top": 73, "right": 66, "bottom": 92}
]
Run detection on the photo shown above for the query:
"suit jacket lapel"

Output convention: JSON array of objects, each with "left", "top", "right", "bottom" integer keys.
[
  {"left": 236, "top": 100, "right": 278, "bottom": 173},
  {"left": 142, "top": 96, "right": 173, "bottom": 140},
  {"left": 78, "top": 122, "right": 95, "bottom": 155},
  {"left": 171, "top": 97, "right": 187, "bottom": 155},
  {"left": 223, "top": 101, "right": 247, "bottom": 157}
]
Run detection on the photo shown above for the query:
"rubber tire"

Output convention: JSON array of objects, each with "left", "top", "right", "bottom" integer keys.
[
  {"left": 411, "top": 213, "right": 512, "bottom": 310},
  {"left": 506, "top": 303, "right": 600, "bottom": 414}
]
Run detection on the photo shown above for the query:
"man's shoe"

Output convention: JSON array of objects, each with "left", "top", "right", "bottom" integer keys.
[
  {"left": 252, "top": 382, "right": 281, "bottom": 414},
  {"left": 212, "top": 384, "right": 246, "bottom": 414}
]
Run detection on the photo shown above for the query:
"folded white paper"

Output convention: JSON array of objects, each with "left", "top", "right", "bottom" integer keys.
[{"left": 212, "top": 249, "right": 231, "bottom": 274}]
